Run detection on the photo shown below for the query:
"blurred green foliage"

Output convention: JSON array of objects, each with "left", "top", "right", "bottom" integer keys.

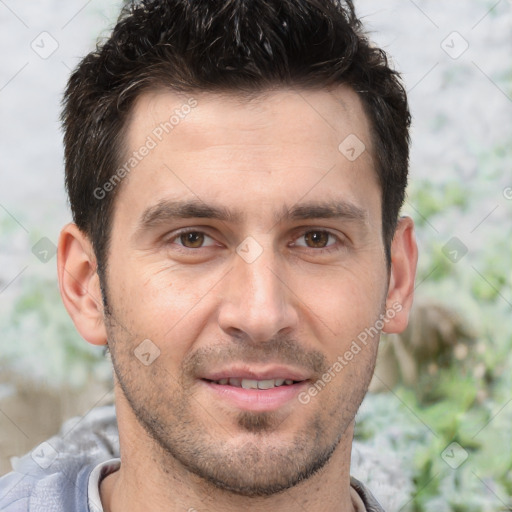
[{"left": 356, "top": 143, "right": 512, "bottom": 509}]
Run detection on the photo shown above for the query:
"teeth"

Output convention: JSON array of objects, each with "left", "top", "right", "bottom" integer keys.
[
  {"left": 213, "top": 378, "right": 298, "bottom": 388},
  {"left": 257, "top": 379, "right": 275, "bottom": 390},
  {"left": 241, "top": 379, "right": 259, "bottom": 389}
]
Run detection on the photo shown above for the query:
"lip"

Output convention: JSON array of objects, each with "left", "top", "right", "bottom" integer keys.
[
  {"left": 199, "top": 365, "right": 312, "bottom": 412},
  {"left": 201, "top": 379, "right": 310, "bottom": 412},
  {"left": 200, "top": 364, "right": 311, "bottom": 382}
]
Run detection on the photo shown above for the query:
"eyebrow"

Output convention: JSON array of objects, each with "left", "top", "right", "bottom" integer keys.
[
  {"left": 135, "top": 198, "right": 368, "bottom": 234},
  {"left": 282, "top": 201, "right": 367, "bottom": 223},
  {"left": 138, "top": 200, "right": 239, "bottom": 230}
]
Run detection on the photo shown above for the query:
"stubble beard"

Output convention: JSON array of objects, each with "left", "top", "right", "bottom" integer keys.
[
  {"left": 113, "top": 365, "right": 348, "bottom": 497},
  {"left": 108, "top": 347, "right": 375, "bottom": 499},
  {"left": 104, "top": 298, "right": 379, "bottom": 498}
]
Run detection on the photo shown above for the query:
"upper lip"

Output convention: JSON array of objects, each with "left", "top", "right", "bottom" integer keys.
[{"left": 200, "top": 365, "right": 311, "bottom": 382}]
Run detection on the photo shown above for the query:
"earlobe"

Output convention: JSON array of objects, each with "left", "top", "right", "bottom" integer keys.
[
  {"left": 57, "top": 223, "right": 108, "bottom": 346},
  {"left": 383, "top": 216, "right": 418, "bottom": 334}
]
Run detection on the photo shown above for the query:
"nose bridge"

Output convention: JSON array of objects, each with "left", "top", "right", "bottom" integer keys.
[
  {"left": 218, "top": 238, "right": 297, "bottom": 342},
  {"left": 243, "top": 249, "right": 282, "bottom": 311}
]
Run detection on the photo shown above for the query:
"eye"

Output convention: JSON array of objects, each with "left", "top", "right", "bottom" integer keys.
[
  {"left": 293, "top": 230, "right": 342, "bottom": 250},
  {"left": 169, "top": 230, "right": 217, "bottom": 249}
]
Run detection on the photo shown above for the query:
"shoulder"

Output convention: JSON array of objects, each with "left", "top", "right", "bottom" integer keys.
[
  {"left": 0, "top": 459, "right": 94, "bottom": 512},
  {"left": 0, "top": 405, "right": 118, "bottom": 512},
  {"left": 0, "top": 469, "right": 30, "bottom": 511}
]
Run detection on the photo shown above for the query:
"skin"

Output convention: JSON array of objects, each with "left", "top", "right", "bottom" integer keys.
[{"left": 58, "top": 86, "right": 417, "bottom": 512}]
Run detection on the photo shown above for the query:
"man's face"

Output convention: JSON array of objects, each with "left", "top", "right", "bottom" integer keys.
[{"left": 104, "top": 87, "right": 389, "bottom": 495}]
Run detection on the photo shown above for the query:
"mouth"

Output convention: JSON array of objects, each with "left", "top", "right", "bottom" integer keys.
[
  {"left": 203, "top": 377, "right": 304, "bottom": 389},
  {"left": 199, "top": 367, "right": 311, "bottom": 412}
]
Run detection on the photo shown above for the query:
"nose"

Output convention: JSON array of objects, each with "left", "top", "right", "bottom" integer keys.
[{"left": 217, "top": 244, "right": 299, "bottom": 343}]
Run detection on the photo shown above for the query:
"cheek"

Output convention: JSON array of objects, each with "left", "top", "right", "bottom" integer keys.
[
  {"left": 109, "top": 260, "right": 227, "bottom": 351},
  {"left": 291, "top": 266, "right": 387, "bottom": 344}
]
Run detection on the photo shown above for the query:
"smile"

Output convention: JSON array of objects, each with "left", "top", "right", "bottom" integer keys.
[{"left": 205, "top": 378, "right": 302, "bottom": 389}]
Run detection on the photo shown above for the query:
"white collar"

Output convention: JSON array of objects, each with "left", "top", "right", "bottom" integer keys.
[{"left": 87, "top": 458, "right": 121, "bottom": 512}]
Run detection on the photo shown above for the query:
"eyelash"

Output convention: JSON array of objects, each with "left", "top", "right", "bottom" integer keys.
[{"left": 165, "top": 228, "right": 346, "bottom": 254}]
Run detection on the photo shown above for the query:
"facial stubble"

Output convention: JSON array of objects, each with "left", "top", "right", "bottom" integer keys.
[{"left": 105, "top": 309, "right": 380, "bottom": 499}]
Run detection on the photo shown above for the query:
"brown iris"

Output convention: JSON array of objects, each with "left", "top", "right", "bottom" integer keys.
[
  {"left": 304, "top": 231, "right": 330, "bottom": 248},
  {"left": 180, "top": 232, "right": 205, "bottom": 248}
]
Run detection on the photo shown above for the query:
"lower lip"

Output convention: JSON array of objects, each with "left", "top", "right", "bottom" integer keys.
[{"left": 201, "top": 380, "right": 309, "bottom": 412}]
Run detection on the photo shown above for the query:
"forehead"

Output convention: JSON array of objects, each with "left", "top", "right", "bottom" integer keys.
[
  {"left": 113, "top": 86, "right": 379, "bottom": 230},
  {"left": 128, "top": 85, "right": 373, "bottom": 157}
]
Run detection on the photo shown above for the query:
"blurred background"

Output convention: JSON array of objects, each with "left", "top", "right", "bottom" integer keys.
[{"left": 0, "top": 0, "right": 511, "bottom": 510}]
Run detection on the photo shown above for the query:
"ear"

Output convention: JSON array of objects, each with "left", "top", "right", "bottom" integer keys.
[
  {"left": 383, "top": 216, "right": 418, "bottom": 334},
  {"left": 57, "top": 223, "right": 107, "bottom": 346}
]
